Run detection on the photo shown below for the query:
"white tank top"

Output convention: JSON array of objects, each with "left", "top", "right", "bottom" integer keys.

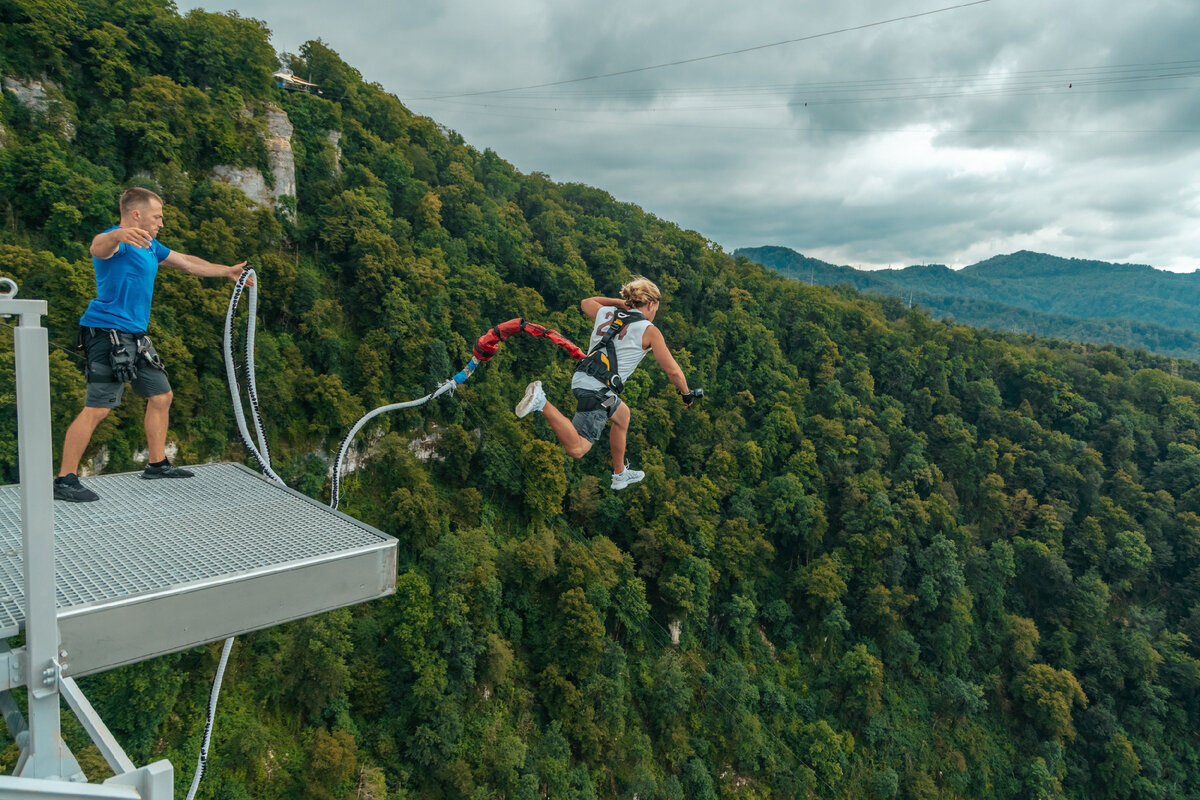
[{"left": 571, "top": 306, "right": 654, "bottom": 392}]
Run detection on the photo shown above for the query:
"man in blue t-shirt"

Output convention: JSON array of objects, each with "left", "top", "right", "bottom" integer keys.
[{"left": 54, "top": 187, "right": 250, "bottom": 502}]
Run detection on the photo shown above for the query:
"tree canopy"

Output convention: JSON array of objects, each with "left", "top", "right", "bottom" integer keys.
[{"left": 1, "top": 5, "right": 1198, "bottom": 799}]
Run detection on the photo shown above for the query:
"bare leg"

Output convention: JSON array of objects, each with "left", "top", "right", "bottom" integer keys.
[
  {"left": 144, "top": 391, "right": 173, "bottom": 463},
  {"left": 608, "top": 403, "right": 630, "bottom": 473},
  {"left": 59, "top": 406, "right": 111, "bottom": 476},
  {"left": 541, "top": 400, "right": 594, "bottom": 459}
]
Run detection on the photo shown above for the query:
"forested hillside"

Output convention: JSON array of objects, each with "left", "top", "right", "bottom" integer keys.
[
  {"left": 738, "top": 245, "right": 1200, "bottom": 362},
  {"left": 2, "top": 3, "right": 1200, "bottom": 799}
]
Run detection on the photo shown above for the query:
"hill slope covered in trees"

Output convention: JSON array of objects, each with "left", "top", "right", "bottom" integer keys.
[
  {"left": 737, "top": 245, "right": 1200, "bottom": 362},
  {"left": 2, "top": 3, "right": 1200, "bottom": 799}
]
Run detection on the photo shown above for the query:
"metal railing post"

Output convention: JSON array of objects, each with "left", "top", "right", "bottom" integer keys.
[{"left": 1, "top": 279, "right": 80, "bottom": 781}]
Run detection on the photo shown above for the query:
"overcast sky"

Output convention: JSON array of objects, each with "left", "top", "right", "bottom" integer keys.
[{"left": 184, "top": 0, "right": 1200, "bottom": 271}]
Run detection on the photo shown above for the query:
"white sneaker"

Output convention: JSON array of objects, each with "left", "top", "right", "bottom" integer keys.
[
  {"left": 515, "top": 380, "right": 547, "bottom": 418},
  {"left": 611, "top": 467, "right": 645, "bottom": 490}
]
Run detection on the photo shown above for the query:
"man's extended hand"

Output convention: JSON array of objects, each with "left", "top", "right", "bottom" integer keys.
[{"left": 226, "top": 261, "right": 255, "bottom": 286}]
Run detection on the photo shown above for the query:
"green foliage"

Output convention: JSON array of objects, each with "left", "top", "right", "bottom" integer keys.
[{"left": 2, "top": 10, "right": 1200, "bottom": 800}]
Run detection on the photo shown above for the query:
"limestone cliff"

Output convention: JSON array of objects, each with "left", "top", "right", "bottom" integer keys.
[{"left": 212, "top": 104, "right": 296, "bottom": 215}]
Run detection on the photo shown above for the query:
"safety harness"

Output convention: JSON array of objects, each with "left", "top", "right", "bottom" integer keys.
[
  {"left": 574, "top": 308, "right": 645, "bottom": 394},
  {"left": 80, "top": 327, "right": 167, "bottom": 383}
]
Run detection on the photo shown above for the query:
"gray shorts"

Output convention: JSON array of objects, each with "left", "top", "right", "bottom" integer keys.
[
  {"left": 82, "top": 328, "right": 172, "bottom": 408},
  {"left": 571, "top": 389, "right": 621, "bottom": 443}
]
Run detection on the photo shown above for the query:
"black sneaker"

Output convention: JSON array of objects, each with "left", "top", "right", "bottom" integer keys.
[
  {"left": 142, "top": 461, "right": 195, "bottom": 479},
  {"left": 53, "top": 474, "right": 99, "bottom": 502}
]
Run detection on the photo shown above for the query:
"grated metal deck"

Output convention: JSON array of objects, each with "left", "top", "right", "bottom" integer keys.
[{"left": 0, "top": 462, "right": 396, "bottom": 676}]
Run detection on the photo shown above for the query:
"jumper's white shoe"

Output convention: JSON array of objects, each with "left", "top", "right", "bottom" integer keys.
[
  {"left": 611, "top": 467, "right": 645, "bottom": 491},
  {"left": 515, "top": 380, "right": 547, "bottom": 418}
]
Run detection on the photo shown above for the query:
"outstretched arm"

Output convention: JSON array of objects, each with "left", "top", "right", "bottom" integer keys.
[
  {"left": 161, "top": 251, "right": 253, "bottom": 284},
  {"left": 580, "top": 296, "right": 627, "bottom": 320},
  {"left": 645, "top": 327, "right": 690, "bottom": 395}
]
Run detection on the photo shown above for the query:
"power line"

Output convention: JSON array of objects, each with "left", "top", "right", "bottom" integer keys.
[
  {"left": 417, "top": 60, "right": 1200, "bottom": 114},
  {"left": 415, "top": 104, "right": 1200, "bottom": 137},
  {"left": 414, "top": 0, "right": 994, "bottom": 100},
  {"left": 426, "top": 84, "right": 1196, "bottom": 117},
  {"left": 431, "top": 59, "right": 1200, "bottom": 103}
]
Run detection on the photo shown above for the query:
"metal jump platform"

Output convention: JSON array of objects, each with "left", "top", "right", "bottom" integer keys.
[
  {"left": 0, "top": 280, "right": 398, "bottom": 799},
  {"left": 0, "top": 462, "right": 397, "bottom": 678}
]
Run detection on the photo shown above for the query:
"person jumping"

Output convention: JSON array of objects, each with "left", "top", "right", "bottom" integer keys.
[{"left": 515, "top": 277, "right": 698, "bottom": 490}]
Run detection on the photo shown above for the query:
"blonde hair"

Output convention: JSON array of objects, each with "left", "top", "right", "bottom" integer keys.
[
  {"left": 119, "top": 187, "right": 162, "bottom": 217},
  {"left": 620, "top": 277, "right": 661, "bottom": 309}
]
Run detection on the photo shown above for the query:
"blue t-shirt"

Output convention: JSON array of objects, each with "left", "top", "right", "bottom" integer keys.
[{"left": 79, "top": 227, "right": 171, "bottom": 333}]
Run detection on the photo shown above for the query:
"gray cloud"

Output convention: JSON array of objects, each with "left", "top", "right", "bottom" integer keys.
[{"left": 185, "top": 0, "right": 1200, "bottom": 271}]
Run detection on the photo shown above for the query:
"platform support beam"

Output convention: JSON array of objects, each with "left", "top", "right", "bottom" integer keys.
[
  {"left": 60, "top": 678, "right": 136, "bottom": 776},
  {"left": 2, "top": 289, "right": 83, "bottom": 783}
]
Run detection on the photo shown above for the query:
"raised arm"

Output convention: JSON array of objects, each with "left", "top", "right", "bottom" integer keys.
[
  {"left": 644, "top": 326, "right": 689, "bottom": 395},
  {"left": 580, "top": 296, "right": 627, "bottom": 320},
  {"left": 161, "top": 251, "right": 252, "bottom": 283},
  {"left": 90, "top": 227, "right": 154, "bottom": 259}
]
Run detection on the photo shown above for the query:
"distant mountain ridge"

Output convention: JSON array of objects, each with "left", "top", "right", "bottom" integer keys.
[{"left": 735, "top": 246, "right": 1200, "bottom": 361}]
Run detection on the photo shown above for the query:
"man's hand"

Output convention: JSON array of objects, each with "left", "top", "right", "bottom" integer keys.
[
  {"left": 226, "top": 261, "right": 254, "bottom": 286},
  {"left": 163, "top": 252, "right": 255, "bottom": 283},
  {"left": 113, "top": 227, "right": 155, "bottom": 249},
  {"left": 91, "top": 226, "right": 154, "bottom": 259},
  {"left": 681, "top": 388, "right": 704, "bottom": 408}
]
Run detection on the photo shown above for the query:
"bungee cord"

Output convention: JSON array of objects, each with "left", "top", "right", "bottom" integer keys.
[
  {"left": 186, "top": 277, "right": 586, "bottom": 795},
  {"left": 224, "top": 268, "right": 281, "bottom": 484},
  {"left": 184, "top": 636, "right": 233, "bottom": 800},
  {"left": 330, "top": 317, "right": 584, "bottom": 510},
  {"left": 202, "top": 272, "right": 714, "bottom": 795},
  {"left": 185, "top": 266, "right": 272, "bottom": 800},
  {"left": 221, "top": 268, "right": 586, "bottom": 511},
  {"left": 329, "top": 381, "right": 456, "bottom": 511}
]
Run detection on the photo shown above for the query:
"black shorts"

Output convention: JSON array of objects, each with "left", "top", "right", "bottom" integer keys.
[
  {"left": 82, "top": 328, "right": 172, "bottom": 408},
  {"left": 570, "top": 388, "right": 621, "bottom": 443}
]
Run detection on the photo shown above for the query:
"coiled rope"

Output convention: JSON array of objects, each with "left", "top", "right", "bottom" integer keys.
[{"left": 223, "top": 269, "right": 280, "bottom": 483}]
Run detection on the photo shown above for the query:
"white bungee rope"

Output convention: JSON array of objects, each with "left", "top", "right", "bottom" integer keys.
[
  {"left": 223, "top": 269, "right": 281, "bottom": 483},
  {"left": 329, "top": 378, "right": 457, "bottom": 510},
  {"left": 185, "top": 267, "right": 269, "bottom": 800},
  {"left": 184, "top": 635, "right": 233, "bottom": 800},
  {"left": 188, "top": 268, "right": 484, "bottom": 795}
]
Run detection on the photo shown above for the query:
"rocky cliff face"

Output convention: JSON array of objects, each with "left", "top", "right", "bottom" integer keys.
[
  {"left": 3, "top": 75, "right": 75, "bottom": 139},
  {"left": 264, "top": 105, "right": 297, "bottom": 202},
  {"left": 213, "top": 104, "right": 296, "bottom": 215},
  {"left": 3, "top": 76, "right": 53, "bottom": 113},
  {"left": 328, "top": 130, "right": 342, "bottom": 176}
]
